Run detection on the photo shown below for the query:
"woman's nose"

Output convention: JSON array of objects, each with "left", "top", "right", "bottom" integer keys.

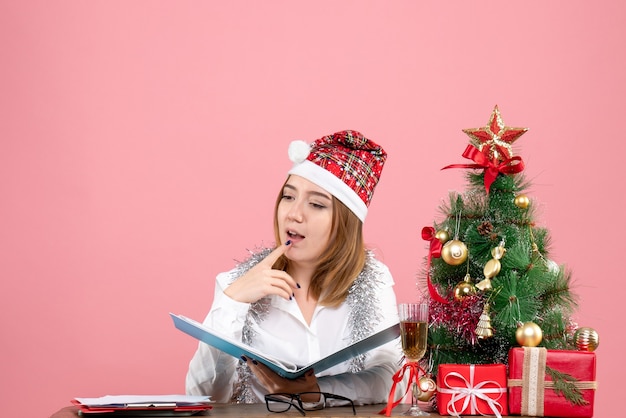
[{"left": 287, "top": 204, "right": 304, "bottom": 222}]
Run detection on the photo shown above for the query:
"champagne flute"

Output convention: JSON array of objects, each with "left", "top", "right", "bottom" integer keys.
[{"left": 398, "top": 302, "right": 429, "bottom": 416}]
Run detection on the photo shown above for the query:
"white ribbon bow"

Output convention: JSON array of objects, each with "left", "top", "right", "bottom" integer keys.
[{"left": 438, "top": 365, "right": 506, "bottom": 418}]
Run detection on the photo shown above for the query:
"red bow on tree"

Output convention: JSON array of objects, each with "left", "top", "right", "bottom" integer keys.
[{"left": 442, "top": 144, "right": 525, "bottom": 193}]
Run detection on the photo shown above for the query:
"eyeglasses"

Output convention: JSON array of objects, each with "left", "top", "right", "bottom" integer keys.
[{"left": 265, "top": 392, "right": 356, "bottom": 416}]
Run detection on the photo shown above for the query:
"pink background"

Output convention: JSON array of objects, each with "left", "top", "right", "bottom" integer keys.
[{"left": 1, "top": 2, "right": 623, "bottom": 416}]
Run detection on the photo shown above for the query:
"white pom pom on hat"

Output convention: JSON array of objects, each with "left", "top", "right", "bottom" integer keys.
[{"left": 288, "top": 140, "right": 311, "bottom": 164}]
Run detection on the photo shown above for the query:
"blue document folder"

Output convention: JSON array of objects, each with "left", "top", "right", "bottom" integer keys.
[{"left": 170, "top": 313, "right": 400, "bottom": 379}]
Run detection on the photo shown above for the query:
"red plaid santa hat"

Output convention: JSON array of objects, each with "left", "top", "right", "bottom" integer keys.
[{"left": 287, "top": 130, "right": 387, "bottom": 222}]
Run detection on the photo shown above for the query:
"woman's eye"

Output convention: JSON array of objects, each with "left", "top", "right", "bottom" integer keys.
[
  {"left": 281, "top": 194, "right": 294, "bottom": 201},
  {"left": 310, "top": 202, "right": 326, "bottom": 209}
]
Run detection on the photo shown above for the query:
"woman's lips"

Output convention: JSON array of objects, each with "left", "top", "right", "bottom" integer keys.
[{"left": 287, "top": 230, "right": 305, "bottom": 243}]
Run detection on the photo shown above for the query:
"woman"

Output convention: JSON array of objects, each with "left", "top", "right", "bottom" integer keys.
[{"left": 186, "top": 130, "right": 403, "bottom": 407}]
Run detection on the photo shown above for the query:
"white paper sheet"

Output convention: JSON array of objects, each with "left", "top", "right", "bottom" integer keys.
[{"left": 74, "top": 394, "right": 211, "bottom": 407}]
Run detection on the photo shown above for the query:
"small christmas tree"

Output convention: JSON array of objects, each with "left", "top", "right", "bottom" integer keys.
[{"left": 420, "top": 105, "right": 579, "bottom": 375}]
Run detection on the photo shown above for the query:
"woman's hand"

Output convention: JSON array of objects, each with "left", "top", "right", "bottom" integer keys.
[
  {"left": 244, "top": 357, "right": 321, "bottom": 401},
  {"left": 224, "top": 242, "right": 298, "bottom": 303}
]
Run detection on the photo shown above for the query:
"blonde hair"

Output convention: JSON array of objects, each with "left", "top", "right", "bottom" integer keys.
[{"left": 272, "top": 180, "right": 366, "bottom": 307}]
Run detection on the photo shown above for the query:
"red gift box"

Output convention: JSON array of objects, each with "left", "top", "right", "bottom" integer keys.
[
  {"left": 437, "top": 363, "right": 508, "bottom": 417},
  {"left": 508, "top": 347, "right": 597, "bottom": 417}
]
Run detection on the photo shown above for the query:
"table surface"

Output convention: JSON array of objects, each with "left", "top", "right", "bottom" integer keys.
[{"left": 50, "top": 403, "right": 508, "bottom": 417}]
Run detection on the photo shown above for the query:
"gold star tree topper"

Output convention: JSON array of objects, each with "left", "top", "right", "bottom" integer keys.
[{"left": 463, "top": 105, "right": 528, "bottom": 163}]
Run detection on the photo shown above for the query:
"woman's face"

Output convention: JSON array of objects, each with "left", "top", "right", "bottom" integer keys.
[{"left": 276, "top": 175, "right": 333, "bottom": 269}]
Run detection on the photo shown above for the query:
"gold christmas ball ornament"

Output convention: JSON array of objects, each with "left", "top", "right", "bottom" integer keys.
[
  {"left": 453, "top": 275, "right": 476, "bottom": 300},
  {"left": 516, "top": 321, "right": 543, "bottom": 347},
  {"left": 574, "top": 327, "right": 600, "bottom": 352},
  {"left": 417, "top": 376, "right": 437, "bottom": 402},
  {"left": 514, "top": 194, "right": 530, "bottom": 209},
  {"left": 441, "top": 239, "right": 468, "bottom": 265},
  {"left": 435, "top": 229, "right": 450, "bottom": 244}
]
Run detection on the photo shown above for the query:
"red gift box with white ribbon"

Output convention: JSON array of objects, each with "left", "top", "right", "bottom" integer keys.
[
  {"left": 508, "top": 347, "right": 596, "bottom": 417},
  {"left": 437, "top": 363, "right": 508, "bottom": 417}
]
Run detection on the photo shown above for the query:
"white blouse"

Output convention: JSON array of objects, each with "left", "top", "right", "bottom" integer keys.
[{"left": 185, "top": 257, "right": 403, "bottom": 405}]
